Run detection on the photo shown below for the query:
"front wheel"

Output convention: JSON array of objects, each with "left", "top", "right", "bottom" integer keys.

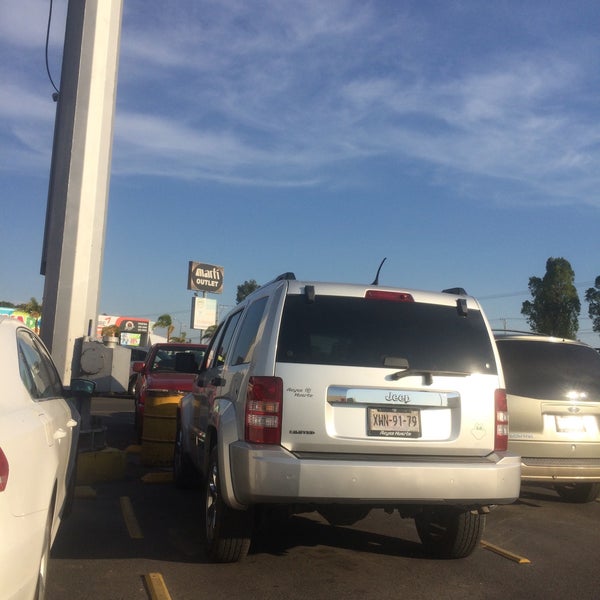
[
  {"left": 204, "top": 446, "right": 253, "bottom": 562},
  {"left": 415, "top": 508, "right": 485, "bottom": 559},
  {"left": 554, "top": 482, "right": 600, "bottom": 503},
  {"left": 35, "top": 507, "right": 53, "bottom": 599}
]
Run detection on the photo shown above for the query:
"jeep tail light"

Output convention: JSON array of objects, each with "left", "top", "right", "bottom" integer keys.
[
  {"left": 494, "top": 389, "right": 509, "bottom": 452},
  {"left": 245, "top": 376, "right": 283, "bottom": 444},
  {"left": 0, "top": 447, "right": 8, "bottom": 492},
  {"left": 365, "top": 290, "right": 414, "bottom": 302}
]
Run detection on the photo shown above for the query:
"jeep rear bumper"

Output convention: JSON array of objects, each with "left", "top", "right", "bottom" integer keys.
[{"left": 226, "top": 442, "right": 521, "bottom": 509}]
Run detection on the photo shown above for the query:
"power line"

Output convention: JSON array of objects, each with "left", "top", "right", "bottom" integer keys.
[
  {"left": 479, "top": 280, "right": 595, "bottom": 301},
  {"left": 45, "top": 0, "right": 60, "bottom": 95}
]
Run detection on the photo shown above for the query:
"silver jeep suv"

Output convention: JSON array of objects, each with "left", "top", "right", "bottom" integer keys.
[{"left": 175, "top": 274, "right": 520, "bottom": 561}]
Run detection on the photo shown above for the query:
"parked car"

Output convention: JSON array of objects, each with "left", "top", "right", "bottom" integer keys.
[
  {"left": 495, "top": 332, "right": 600, "bottom": 503},
  {"left": 175, "top": 273, "right": 520, "bottom": 562},
  {"left": 0, "top": 316, "right": 95, "bottom": 599},
  {"left": 133, "top": 343, "right": 206, "bottom": 441}
]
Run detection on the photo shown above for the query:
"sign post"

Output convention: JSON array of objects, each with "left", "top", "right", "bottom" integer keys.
[
  {"left": 188, "top": 261, "right": 223, "bottom": 336},
  {"left": 187, "top": 261, "right": 224, "bottom": 294}
]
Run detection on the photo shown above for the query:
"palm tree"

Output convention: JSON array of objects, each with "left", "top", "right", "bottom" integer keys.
[
  {"left": 153, "top": 313, "right": 174, "bottom": 342},
  {"left": 18, "top": 297, "right": 42, "bottom": 333},
  {"left": 201, "top": 324, "right": 217, "bottom": 341}
]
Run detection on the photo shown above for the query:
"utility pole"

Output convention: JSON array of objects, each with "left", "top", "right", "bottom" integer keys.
[{"left": 40, "top": 0, "right": 124, "bottom": 381}]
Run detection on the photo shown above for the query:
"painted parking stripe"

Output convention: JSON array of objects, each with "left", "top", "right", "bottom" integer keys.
[
  {"left": 144, "top": 573, "right": 173, "bottom": 600},
  {"left": 120, "top": 496, "right": 144, "bottom": 539},
  {"left": 142, "top": 471, "right": 173, "bottom": 484},
  {"left": 480, "top": 540, "right": 531, "bottom": 564}
]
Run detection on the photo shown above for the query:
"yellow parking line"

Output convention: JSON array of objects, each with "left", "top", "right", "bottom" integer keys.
[
  {"left": 74, "top": 485, "right": 97, "bottom": 499},
  {"left": 141, "top": 471, "right": 174, "bottom": 484},
  {"left": 480, "top": 540, "right": 531, "bottom": 564},
  {"left": 144, "top": 573, "right": 173, "bottom": 600},
  {"left": 120, "top": 496, "right": 144, "bottom": 539}
]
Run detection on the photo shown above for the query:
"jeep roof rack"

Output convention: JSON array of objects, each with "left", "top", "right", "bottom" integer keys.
[
  {"left": 492, "top": 329, "right": 539, "bottom": 337},
  {"left": 442, "top": 287, "right": 468, "bottom": 296},
  {"left": 262, "top": 272, "right": 296, "bottom": 287}
]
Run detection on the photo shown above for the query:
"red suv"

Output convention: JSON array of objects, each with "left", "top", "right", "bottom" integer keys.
[{"left": 133, "top": 343, "right": 206, "bottom": 441}]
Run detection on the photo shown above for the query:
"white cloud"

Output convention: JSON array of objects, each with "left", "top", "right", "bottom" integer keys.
[
  {"left": 0, "top": 0, "right": 66, "bottom": 48},
  {"left": 3, "top": 0, "right": 600, "bottom": 205}
]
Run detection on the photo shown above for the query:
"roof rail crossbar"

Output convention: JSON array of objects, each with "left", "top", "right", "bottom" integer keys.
[
  {"left": 261, "top": 272, "right": 296, "bottom": 287},
  {"left": 442, "top": 287, "right": 468, "bottom": 296},
  {"left": 492, "top": 329, "right": 539, "bottom": 336}
]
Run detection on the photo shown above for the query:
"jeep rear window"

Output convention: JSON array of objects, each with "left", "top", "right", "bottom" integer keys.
[
  {"left": 497, "top": 340, "right": 600, "bottom": 400},
  {"left": 276, "top": 295, "right": 497, "bottom": 374}
]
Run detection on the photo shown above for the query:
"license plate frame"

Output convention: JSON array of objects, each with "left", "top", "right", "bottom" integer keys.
[{"left": 367, "top": 406, "right": 421, "bottom": 438}]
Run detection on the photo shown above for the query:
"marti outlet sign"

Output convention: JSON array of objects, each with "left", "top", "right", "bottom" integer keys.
[{"left": 188, "top": 261, "right": 224, "bottom": 294}]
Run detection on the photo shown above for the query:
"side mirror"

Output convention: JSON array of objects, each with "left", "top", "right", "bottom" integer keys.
[
  {"left": 68, "top": 378, "right": 96, "bottom": 397},
  {"left": 132, "top": 361, "right": 145, "bottom": 373}
]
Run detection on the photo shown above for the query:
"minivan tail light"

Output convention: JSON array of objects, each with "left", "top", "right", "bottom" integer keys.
[
  {"left": 365, "top": 290, "right": 414, "bottom": 302},
  {"left": 0, "top": 447, "right": 8, "bottom": 492},
  {"left": 494, "top": 389, "right": 509, "bottom": 452},
  {"left": 245, "top": 376, "right": 283, "bottom": 444}
]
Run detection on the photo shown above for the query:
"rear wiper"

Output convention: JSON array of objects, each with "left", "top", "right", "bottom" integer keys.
[
  {"left": 390, "top": 369, "right": 470, "bottom": 385},
  {"left": 382, "top": 357, "right": 469, "bottom": 385}
]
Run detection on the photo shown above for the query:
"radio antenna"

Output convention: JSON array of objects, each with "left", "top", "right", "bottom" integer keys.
[{"left": 371, "top": 257, "right": 387, "bottom": 285}]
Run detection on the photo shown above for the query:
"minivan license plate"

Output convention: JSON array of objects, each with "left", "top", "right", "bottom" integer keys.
[
  {"left": 555, "top": 415, "right": 586, "bottom": 433},
  {"left": 367, "top": 407, "right": 421, "bottom": 438}
]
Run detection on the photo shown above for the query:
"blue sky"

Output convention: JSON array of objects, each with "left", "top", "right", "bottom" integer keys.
[{"left": 1, "top": 0, "right": 599, "bottom": 344}]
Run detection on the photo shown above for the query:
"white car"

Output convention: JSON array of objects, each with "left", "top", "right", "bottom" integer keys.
[{"left": 0, "top": 316, "right": 92, "bottom": 599}]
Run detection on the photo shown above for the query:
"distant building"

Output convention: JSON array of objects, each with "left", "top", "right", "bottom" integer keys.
[{"left": 97, "top": 315, "right": 151, "bottom": 346}]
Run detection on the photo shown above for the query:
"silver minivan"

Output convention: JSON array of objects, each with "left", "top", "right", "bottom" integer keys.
[
  {"left": 495, "top": 332, "right": 600, "bottom": 503},
  {"left": 176, "top": 274, "right": 521, "bottom": 561}
]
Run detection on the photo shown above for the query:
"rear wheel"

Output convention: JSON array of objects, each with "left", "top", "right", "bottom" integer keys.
[
  {"left": 415, "top": 508, "right": 485, "bottom": 559},
  {"left": 204, "top": 446, "right": 253, "bottom": 562},
  {"left": 173, "top": 424, "right": 199, "bottom": 489},
  {"left": 554, "top": 482, "right": 600, "bottom": 503}
]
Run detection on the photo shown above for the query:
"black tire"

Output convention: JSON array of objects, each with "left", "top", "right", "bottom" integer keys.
[
  {"left": 35, "top": 506, "right": 53, "bottom": 599},
  {"left": 415, "top": 508, "right": 485, "bottom": 559},
  {"left": 134, "top": 399, "right": 142, "bottom": 444},
  {"left": 554, "top": 482, "right": 600, "bottom": 503},
  {"left": 173, "top": 424, "right": 200, "bottom": 489},
  {"left": 128, "top": 375, "right": 137, "bottom": 397},
  {"left": 61, "top": 470, "right": 76, "bottom": 519},
  {"left": 204, "top": 446, "right": 253, "bottom": 562}
]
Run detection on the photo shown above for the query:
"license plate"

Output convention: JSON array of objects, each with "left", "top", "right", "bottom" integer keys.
[
  {"left": 555, "top": 415, "right": 586, "bottom": 433},
  {"left": 367, "top": 407, "right": 421, "bottom": 438}
]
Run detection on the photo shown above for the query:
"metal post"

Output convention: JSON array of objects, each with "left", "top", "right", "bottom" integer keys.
[{"left": 40, "top": 0, "right": 124, "bottom": 382}]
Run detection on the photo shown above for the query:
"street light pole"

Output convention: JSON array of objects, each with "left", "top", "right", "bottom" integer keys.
[{"left": 40, "top": 0, "right": 124, "bottom": 381}]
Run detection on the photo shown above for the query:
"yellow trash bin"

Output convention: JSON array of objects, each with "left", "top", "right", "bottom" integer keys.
[{"left": 140, "top": 390, "right": 182, "bottom": 467}]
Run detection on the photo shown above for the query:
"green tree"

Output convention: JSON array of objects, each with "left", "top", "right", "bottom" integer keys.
[
  {"left": 170, "top": 331, "right": 188, "bottom": 343},
  {"left": 521, "top": 257, "right": 580, "bottom": 339},
  {"left": 236, "top": 279, "right": 259, "bottom": 304},
  {"left": 201, "top": 324, "right": 217, "bottom": 341},
  {"left": 18, "top": 297, "right": 42, "bottom": 316},
  {"left": 585, "top": 276, "right": 600, "bottom": 336},
  {"left": 153, "top": 313, "right": 174, "bottom": 342}
]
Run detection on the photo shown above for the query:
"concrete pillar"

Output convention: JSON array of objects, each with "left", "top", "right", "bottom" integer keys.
[{"left": 40, "top": 0, "right": 124, "bottom": 382}]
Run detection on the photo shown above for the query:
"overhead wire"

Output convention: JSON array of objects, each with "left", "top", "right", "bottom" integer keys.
[{"left": 45, "top": 0, "right": 60, "bottom": 95}]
